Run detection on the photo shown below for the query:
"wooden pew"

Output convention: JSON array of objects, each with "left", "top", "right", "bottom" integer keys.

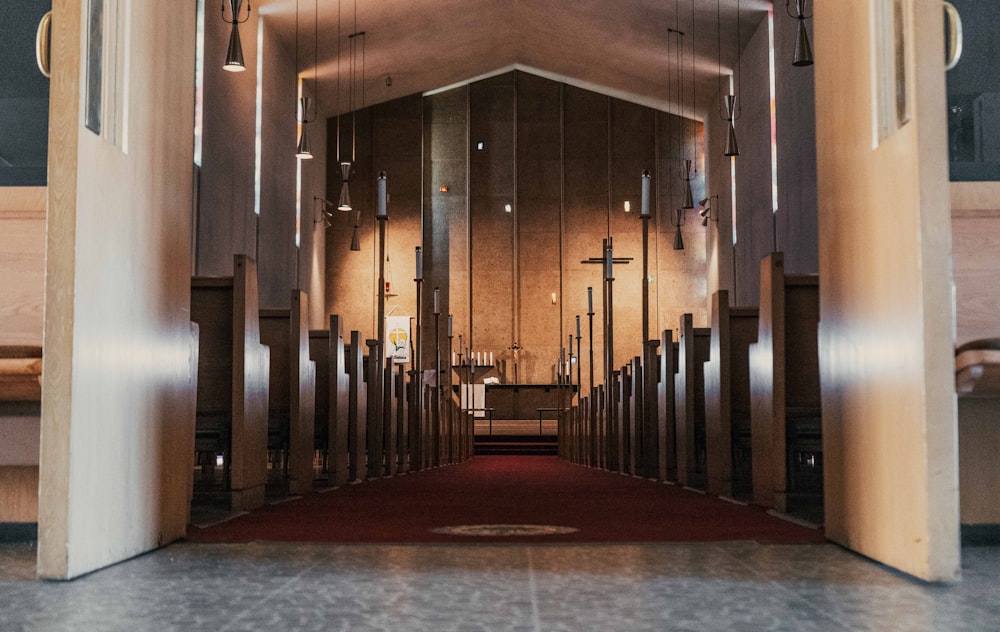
[
  {"left": 0, "top": 190, "right": 46, "bottom": 531},
  {"left": 639, "top": 339, "right": 660, "bottom": 480},
  {"left": 657, "top": 330, "right": 678, "bottom": 481},
  {"left": 259, "top": 291, "right": 316, "bottom": 497},
  {"left": 190, "top": 255, "right": 270, "bottom": 511},
  {"left": 704, "top": 290, "right": 759, "bottom": 499},
  {"left": 749, "top": 252, "right": 822, "bottom": 513},
  {"left": 310, "top": 316, "right": 350, "bottom": 486},
  {"left": 955, "top": 339, "right": 1000, "bottom": 539},
  {"left": 346, "top": 331, "right": 368, "bottom": 482},
  {"left": 675, "top": 315, "right": 711, "bottom": 488}
]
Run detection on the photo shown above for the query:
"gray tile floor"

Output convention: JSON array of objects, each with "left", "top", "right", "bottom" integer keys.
[{"left": 1, "top": 541, "right": 998, "bottom": 631}]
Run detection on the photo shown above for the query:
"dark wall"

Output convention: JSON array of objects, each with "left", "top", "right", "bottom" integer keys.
[{"left": 0, "top": 1, "right": 51, "bottom": 186}]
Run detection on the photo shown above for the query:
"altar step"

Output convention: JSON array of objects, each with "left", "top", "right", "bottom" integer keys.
[{"left": 475, "top": 434, "right": 558, "bottom": 456}]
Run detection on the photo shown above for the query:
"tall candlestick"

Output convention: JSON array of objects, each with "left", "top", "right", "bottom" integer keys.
[
  {"left": 587, "top": 286, "right": 593, "bottom": 314},
  {"left": 433, "top": 287, "right": 440, "bottom": 315},
  {"left": 415, "top": 246, "right": 423, "bottom": 280}
]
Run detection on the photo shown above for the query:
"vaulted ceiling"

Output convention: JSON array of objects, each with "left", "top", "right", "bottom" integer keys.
[{"left": 257, "top": 0, "right": 771, "bottom": 119}]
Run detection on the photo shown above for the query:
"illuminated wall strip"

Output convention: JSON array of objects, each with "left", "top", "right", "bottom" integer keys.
[
  {"left": 767, "top": 8, "right": 778, "bottom": 215},
  {"left": 253, "top": 19, "right": 263, "bottom": 216},
  {"left": 295, "top": 79, "right": 302, "bottom": 248},
  {"left": 729, "top": 75, "right": 737, "bottom": 246},
  {"left": 193, "top": 0, "right": 204, "bottom": 165}
]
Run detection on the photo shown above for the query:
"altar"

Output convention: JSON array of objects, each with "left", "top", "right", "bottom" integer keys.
[{"left": 453, "top": 382, "right": 577, "bottom": 420}]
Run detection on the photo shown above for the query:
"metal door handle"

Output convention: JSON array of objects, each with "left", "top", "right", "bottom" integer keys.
[
  {"left": 36, "top": 10, "right": 52, "bottom": 78},
  {"left": 944, "top": 1, "right": 963, "bottom": 71}
]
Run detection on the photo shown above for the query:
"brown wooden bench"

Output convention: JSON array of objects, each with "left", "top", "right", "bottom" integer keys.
[
  {"left": 190, "top": 255, "right": 270, "bottom": 511},
  {"left": 749, "top": 252, "right": 821, "bottom": 513},
  {"left": 0, "top": 346, "right": 43, "bottom": 403},
  {"left": 955, "top": 338, "right": 1000, "bottom": 535},
  {"left": 675, "top": 314, "right": 711, "bottom": 489},
  {"left": 310, "top": 315, "right": 350, "bottom": 486},
  {"left": 657, "top": 331, "right": 679, "bottom": 481},
  {"left": 259, "top": 290, "right": 316, "bottom": 497},
  {"left": 704, "top": 290, "right": 759, "bottom": 499}
]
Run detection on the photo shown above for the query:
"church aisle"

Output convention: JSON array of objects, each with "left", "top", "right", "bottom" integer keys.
[
  {"left": 186, "top": 456, "right": 825, "bottom": 545},
  {"left": 2, "top": 541, "right": 999, "bottom": 630}
]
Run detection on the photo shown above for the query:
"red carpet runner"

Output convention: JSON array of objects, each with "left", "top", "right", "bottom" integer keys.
[{"left": 187, "top": 457, "right": 825, "bottom": 544}]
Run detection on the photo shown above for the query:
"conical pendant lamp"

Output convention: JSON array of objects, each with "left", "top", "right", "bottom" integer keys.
[
  {"left": 222, "top": 0, "right": 249, "bottom": 72},
  {"left": 724, "top": 95, "right": 739, "bottom": 157},
  {"left": 789, "top": 0, "right": 814, "bottom": 67},
  {"left": 224, "top": 23, "right": 245, "bottom": 71},
  {"left": 673, "top": 224, "right": 685, "bottom": 251},
  {"left": 338, "top": 162, "right": 353, "bottom": 211},
  {"left": 296, "top": 97, "right": 313, "bottom": 159},
  {"left": 682, "top": 159, "right": 695, "bottom": 209}
]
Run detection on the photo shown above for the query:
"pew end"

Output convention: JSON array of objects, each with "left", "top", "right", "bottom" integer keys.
[{"left": 955, "top": 339, "right": 1000, "bottom": 541}]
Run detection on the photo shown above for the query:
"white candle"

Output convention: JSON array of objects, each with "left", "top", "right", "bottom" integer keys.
[
  {"left": 452, "top": 352, "right": 456, "bottom": 365},
  {"left": 489, "top": 351, "right": 493, "bottom": 366},
  {"left": 376, "top": 172, "right": 388, "bottom": 218},
  {"left": 640, "top": 169, "right": 651, "bottom": 218}
]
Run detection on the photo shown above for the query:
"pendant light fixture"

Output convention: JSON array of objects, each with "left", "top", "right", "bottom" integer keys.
[
  {"left": 718, "top": 0, "right": 742, "bottom": 157},
  {"left": 222, "top": 0, "right": 251, "bottom": 72},
  {"left": 339, "top": 1, "right": 366, "bottom": 212},
  {"left": 294, "top": 0, "right": 317, "bottom": 159},
  {"left": 787, "top": 0, "right": 813, "bottom": 67},
  {"left": 672, "top": 208, "right": 686, "bottom": 250},
  {"left": 681, "top": 0, "right": 698, "bottom": 210}
]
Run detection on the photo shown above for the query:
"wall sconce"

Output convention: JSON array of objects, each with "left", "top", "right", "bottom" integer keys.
[
  {"left": 314, "top": 196, "right": 337, "bottom": 226},
  {"left": 551, "top": 292, "right": 558, "bottom": 305},
  {"left": 698, "top": 194, "right": 720, "bottom": 227},
  {"left": 787, "top": 0, "right": 814, "bottom": 67},
  {"left": 672, "top": 208, "right": 686, "bottom": 250},
  {"left": 222, "top": 0, "right": 250, "bottom": 72},
  {"left": 624, "top": 200, "right": 631, "bottom": 213}
]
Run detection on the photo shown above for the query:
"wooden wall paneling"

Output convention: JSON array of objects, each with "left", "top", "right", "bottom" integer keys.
[{"left": 0, "top": 198, "right": 46, "bottom": 347}]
